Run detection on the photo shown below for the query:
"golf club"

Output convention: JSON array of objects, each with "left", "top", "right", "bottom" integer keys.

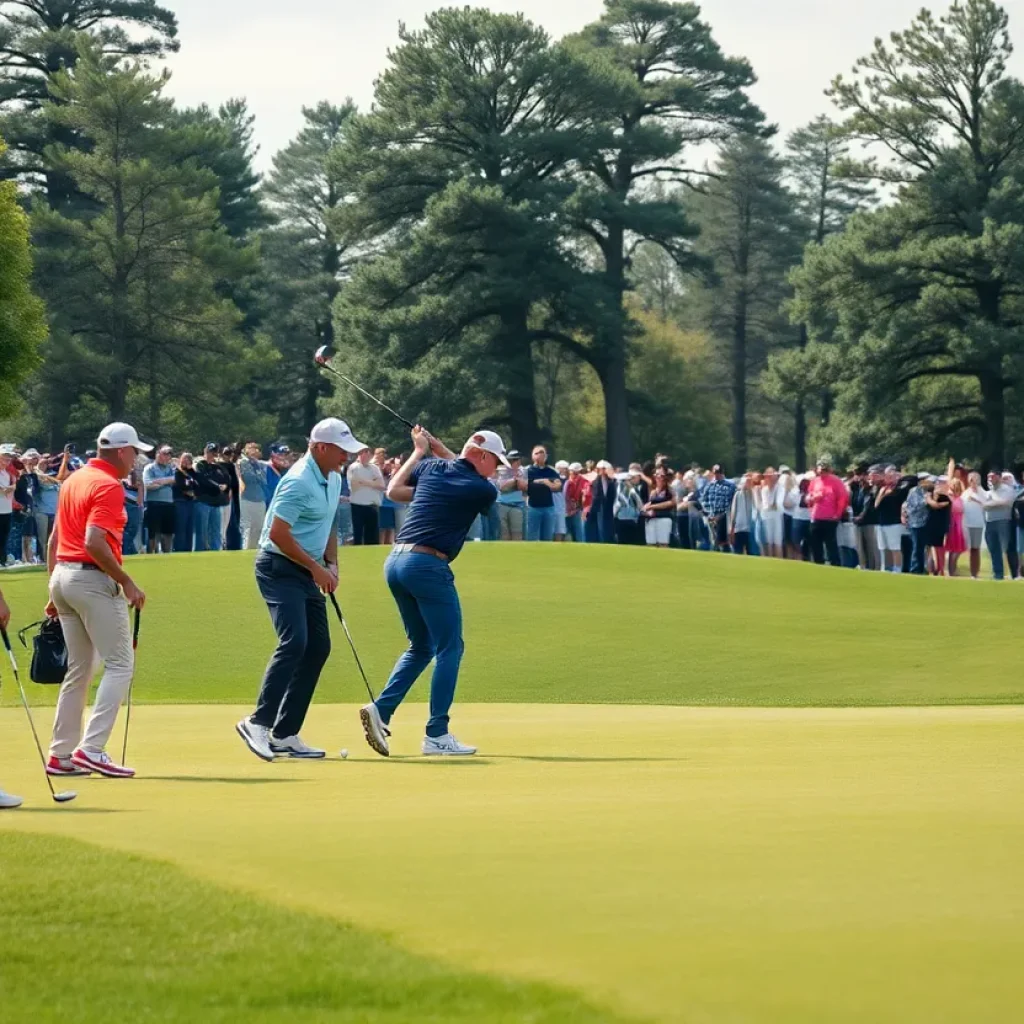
[
  {"left": 1, "top": 627, "right": 76, "bottom": 804},
  {"left": 313, "top": 346, "right": 416, "bottom": 430},
  {"left": 121, "top": 606, "right": 141, "bottom": 763},
  {"left": 327, "top": 592, "right": 376, "bottom": 703}
]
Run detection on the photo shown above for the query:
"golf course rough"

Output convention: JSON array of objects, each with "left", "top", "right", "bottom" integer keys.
[{"left": 1, "top": 548, "right": 1022, "bottom": 1022}]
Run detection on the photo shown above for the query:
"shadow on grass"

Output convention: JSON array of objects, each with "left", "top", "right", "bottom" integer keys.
[
  {"left": 144, "top": 775, "right": 309, "bottom": 785},
  {"left": 12, "top": 807, "right": 131, "bottom": 814}
]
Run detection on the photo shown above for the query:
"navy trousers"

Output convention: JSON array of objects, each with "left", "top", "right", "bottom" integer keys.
[
  {"left": 252, "top": 552, "right": 331, "bottom": 739},
  {"left": 375, "top": 551, "right": 463, "bottom": 738}
]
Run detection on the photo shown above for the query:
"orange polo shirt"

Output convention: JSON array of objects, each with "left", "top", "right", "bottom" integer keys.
[{"left": 55, "top": 459, "right": 127, "bottom": 565}]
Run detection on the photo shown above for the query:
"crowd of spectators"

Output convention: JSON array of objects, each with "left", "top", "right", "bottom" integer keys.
[{"left": 1, "top": 439, "right": 1021, "bottom": 581}]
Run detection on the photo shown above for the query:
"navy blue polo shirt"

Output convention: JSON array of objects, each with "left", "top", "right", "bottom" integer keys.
[
  {"left": 397, "top": 457, "right": 497, "bottom": 561},
  {"left": 527, "top": 464, "right": 559, "bottom": 508}
]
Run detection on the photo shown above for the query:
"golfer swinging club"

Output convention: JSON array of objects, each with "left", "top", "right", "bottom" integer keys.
[
  {"left": 360, "top": 426, "right": 509, "bottom": 757},
  {"left": 237, "top": 418, "right": 366, "bottom": 762}
]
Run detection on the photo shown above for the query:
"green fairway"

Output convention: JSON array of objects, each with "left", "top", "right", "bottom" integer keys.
[
  {"left": 2, "top": 704, "right": 1022, "bottom": 1023},
  {"left": 1, "top": 546, "right": 1022, "bottom": 707}
]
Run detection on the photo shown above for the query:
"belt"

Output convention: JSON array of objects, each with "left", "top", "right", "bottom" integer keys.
[
  {"left": 56, "top": 561, "right": 102, "bottom": 571},
  {"left": 392, "top": 543, "right": 449, "bottom": 562}
]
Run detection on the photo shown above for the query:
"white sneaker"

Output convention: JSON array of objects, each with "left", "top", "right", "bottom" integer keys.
[
  {"left": 422, "top": 733, "right": 477, "bottom": 756},
  {"left": 269, "top": 734, "right": 326, "bottom": 759},
  {"left": 235, "top": 718, "right": 275, "bottom": 762},
  {"left": 0, "top": 789, "right": 24, "bottom": 809},
  {"left": 359, "top": 702, "right": 390, "bottom": 758}
]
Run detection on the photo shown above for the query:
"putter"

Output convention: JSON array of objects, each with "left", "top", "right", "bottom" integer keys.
[
  {"left": 121, "top": 607, "right": 141, "bottom": 763},
  {"left": 1, "top": 627, "right": 76, "bottom": 804},
  {"left": 313, "top": 346, "right": 416, "bottom": 430},
  {"left": 328, "top": 592, "right": 376, "bottom": 703}
]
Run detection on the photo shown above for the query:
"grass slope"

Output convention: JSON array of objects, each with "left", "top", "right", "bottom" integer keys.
[
  {"left": 0, "top": 832, "right": 633, "bottom": 1024},
  {"left": 1, "top": 545, "right": 1022, "bottom": 707},
  {"left": 3, "top": 704, "right": 1023, "bottom": 1023}
]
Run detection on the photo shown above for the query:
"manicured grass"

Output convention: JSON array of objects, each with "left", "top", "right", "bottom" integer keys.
[
  {"left": 1, "top": 545, "right": 1022, "bottom": 707},
  {"left": 2, "top": 704, "right": 1022, "bottom": 1023},
  {"left": 0, "top": 831, "right": 633, "bottom": 1023}
]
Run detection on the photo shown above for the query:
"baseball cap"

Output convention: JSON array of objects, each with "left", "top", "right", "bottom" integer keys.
[
  {"left": 269, "top": 443, "right": 290, "bottom": 455},
  {"left": 158, "top": 444, "right": 173, "bottom": 454},
  {"left": 778, "top": 464, "right": 791, "bottom": 474},
  {"left": 555, "top": 459, "right": 569, "bottom": 470},
  {"left": 204, "top": 442, "right": 218, "bottom": 452},
  {"left": 596, "top": 459, "right": 612, "bottom": 470},
  {"left": 97, "top": 422, "right": 153, "bottom": 453},
  {"left": 0, "top": 443, "right": 18, "bottom": 456},
  {"left": 465, "top": 429, "right": 510, "bottom": 468},
  {"left": 309, "top": 417, "right": 367, "bottom": 454},
  {"left": 22, "top": 448, "right": 40, "bottom": 459},
  {"left": 712, "top": 463, "right": 725, "bottom": 474},
  {"left": 507, "top": 449, "right": 522, "bottom": 461},
  {"left": 569, "top": 462, "right": 583, "bottom": 472}
]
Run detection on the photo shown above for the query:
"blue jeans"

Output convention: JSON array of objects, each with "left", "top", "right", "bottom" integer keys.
[
  {"left": 122, "top": 504, "right": 142, "bottom": 556},
  {"left": 909, "top": 526, "right": 929, "bottom": 574},
  {"left": 985, "top": 520, "right": 1012, "bottom": 580},
  {"left": 376, "top": 552, "right": 463, "bottom": 738},
  {"left": 566, "top": 512, "right": 586, "bottom": 543},
  {"left": 527, "top": 506, "right": 556, "bottom": 541},
  {"left": 335, "top": 502, "right": 353, "bottom": 545},
  {"left": 193, "top": 503, "right": 222, "bottom": 551},
  {"left": 481, "top": 504, "right": 501, "bottom": 541},
  {"left": 173, "top": 500, "right": 196, "bottom": 552},
  {"left": 252, "top": 552, "right": 330, "bottom": 738}
]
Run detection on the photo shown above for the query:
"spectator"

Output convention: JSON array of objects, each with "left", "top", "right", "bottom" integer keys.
[
  {"left": 495, "top": 450, "right": 527, "bottom": 540},
  {"left": 121, "top": 456, "right": 145, "bottom": 557},
  {"left": 336, "top": 461, "right": 354, "bottom": 546},
  {"left": 34, "top": 454, "right": 60, "bottom": 559},
  {"left": 874, "top": 465, "right": 909, "bottom": 572},
  {"left": 526, "top": 445, "right": 561, "bottom": 542},
  {"left": 788, "top": 474, "right": 812, "bottom": 560},
  {"left": 806, "top": 455, "right": 849, "bottom": 567},
  {"left": 643, "top": 468, "right": 675, "bottom": 548},
  {"left": 375, "top": 449, "right": 398, "bottom": 545},
  {"left": 553, "top": 460, "right": 570, "bottom": 542},
  {"left": 728, "top": 475, "right": 757, "bottom": 555},
  {"left": 194, "top": 442, "right": 230, "bottom": 552},
  {"left": 924, "top": 478, "right": 952, "bottom": 575},
  {"left": 221, "top": 446, "right": 242, "bottom": 550},
  {"left": 759, "top": 467, "right": 784, "bottom": 559},
  {"left": 238, "top": 442, "right": 268, "bottom": 550},
  {"left": 588, "top": 460, "right": 617, "bottom": 544},
  {"left": 677, "top": 470, "right": 707, "bottom": 551},
  {"left": 961, "top": 471, "right": 988, "bottom": 579},
  {"left": 391, "top": 457, "right": 414, "bottom": 537},
  {"left": 142, "top": 445, "right": 176, "bottom": 554},
  {"left": 1015, "top": 473, "right": 1024, "bottom": 580},
  {"left": 263, "top": 444, "right": 291, "bottom": 505},
  {"left": 563, "top": 462, "right": 589, "bottom": 543},
  {"left": 983, "top": 469, "right": 1016, "bottom": 580},
  {"left": 613, "top": 471, "right": 644, "bottom": 545},
  {"left": 702, "top": 464, "right": 735, "bottom": 553},
  {"left": 945, "top": 476, "right": 968, "bottom": 577},
  {"left": 348, "top": 446, "right": 384, "bottom": 545},
  {"left": 18, "top": 449, "right": 42, "bottom": 563},
  {"left": 853, "top": 465, "right": 882, "bottom": 570},
  {"left": 173, "top": 452, "right": 199, "bottom": 552}
]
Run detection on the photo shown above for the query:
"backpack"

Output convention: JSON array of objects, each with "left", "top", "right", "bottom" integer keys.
[{"left": 18, "top": 618, "right": 68, "bottom": 685}]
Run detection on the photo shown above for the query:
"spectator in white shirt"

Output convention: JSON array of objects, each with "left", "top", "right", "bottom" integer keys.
[
  {"left": 347, "top": 447, "right": 385, "bottom": 546},
  {"left": 982, "top": 470, "right": 1016, "bottom": 580},
  {"left": 759, "top": 467, "right": 784, "bottom": 558},
  {"left": 961, "top": 472, "right": 988, "bottom": 580}
]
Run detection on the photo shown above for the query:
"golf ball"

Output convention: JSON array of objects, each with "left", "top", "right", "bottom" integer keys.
[{"left": 340, "top": 748, "right": 349, "bottom": 759}]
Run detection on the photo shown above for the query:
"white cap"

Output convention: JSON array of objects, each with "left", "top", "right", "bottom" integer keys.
[
  {"left": 568, "top": 462, "right": 583, "bottom": 472},
  {"left": 0, "top": 443, "right": 18, "bottom": 456},
  {"left": 465, "top": 429, "right": 510, "bottom": 467},
  {"left": 596, "top": 459, "right": 612, "bottom": 470},
  {"left": 555, "top": 459, "right": 570, "bottom": 470},
  {"left": 97, "top": 422, "right": 153, "bottom": 453},
  {"left": 22, "top": 448, "right": 40, "bottom": 459},
  {"left": 778, "top": 465, "right": 792, "bottom": 474},
  {"left": 309, "top": 417, "right": 366, "bottom": 454}
]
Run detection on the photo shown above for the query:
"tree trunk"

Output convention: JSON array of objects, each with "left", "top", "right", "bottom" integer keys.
[
  {"left": 601, "top": 224, "right": 633, "bottom": 466},
  {"left": 731, "top": 293, "right": 748, "bottom": 471},
  {"left": 979, "top": 369, "right": 1006, "bottom": 468},
  {"left": 499, "top": 307, "right": 541, "bottom": 453},
  {"left": 794, "top": 396, "right": 807, "bottom": 473}
]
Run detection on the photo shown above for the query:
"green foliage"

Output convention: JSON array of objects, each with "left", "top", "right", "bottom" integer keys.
[{"left": 0, "top": 135, "right": 46, "bottom": 415}]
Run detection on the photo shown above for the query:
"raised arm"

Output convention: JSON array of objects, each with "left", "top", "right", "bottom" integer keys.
[{"left": 387, "top": 427, "right": 431, "bottom": 504}]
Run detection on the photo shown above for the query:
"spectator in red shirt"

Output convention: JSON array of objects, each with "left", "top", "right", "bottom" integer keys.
[
  {"left": 564, "top": 462, "right": 590, "bottom": 543},
  {"left": 806, "top": 454, "right": 850, "bottom": 567}
]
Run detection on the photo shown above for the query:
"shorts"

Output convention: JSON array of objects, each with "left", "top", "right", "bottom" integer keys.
[
  {"left": 761, "top": 512, "right": 783, "bottom": 546},
  {"left": 967, "top": 526, "right": 984, "bottom": 551},
  {"left": 645, "top": 518, "right": 673, "bottom": 546},
  {"left": 144, "top": 502, "right": 175, "bottom": 535},
  {"left": 21, "top": 513, "right": 37, "bottom": 538},
  {"left": 379, "top": 505, "right": 396, "bottom": 531},
  {"left": 876, "top": 524, "right": 904, "bottom": 552}
]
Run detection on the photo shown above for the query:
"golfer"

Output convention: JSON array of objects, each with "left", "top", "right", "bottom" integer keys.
[
  {"left": 45, "top": 423, "right": 149, "bottom": 779},
  {"left": 0, "top": 585, "right": 23, "bottom": 809},
  {"left": 360, "top": 426, "right": 509, "bottom": 757},
  {"left": 236, "top": 418, "right": 366, "bottom": 762}
]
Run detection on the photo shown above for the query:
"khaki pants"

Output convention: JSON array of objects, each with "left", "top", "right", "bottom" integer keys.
[
  {"left": 48, "top": 565, "right": 134, "bottom": 758},
  {"left": 240, "top": 500, "right": 266, "bottom": 550},
  {"left": 857, "top": 525, "right": 879, "bottom": 571},
  {"left": 497, "top": 503, "right": 524, "bottom": 540}
]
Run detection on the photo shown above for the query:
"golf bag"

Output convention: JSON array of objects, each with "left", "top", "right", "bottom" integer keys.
[{"left": 18, "top": 618, "right": 68, "bottom": 685}]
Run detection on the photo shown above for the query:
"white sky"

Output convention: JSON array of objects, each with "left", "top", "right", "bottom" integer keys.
[{"left": 164, "top": 0, "right": 1024, "bottom": 169}]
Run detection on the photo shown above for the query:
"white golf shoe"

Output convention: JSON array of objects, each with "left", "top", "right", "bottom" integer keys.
[
  {"left": 421, "top": 733, "right": 477, "bottom": 757},
  {"left": 0, "top": 789, "right": 24, "bottom": 809},
  {"left": 236, "top": 718, "right": 275, "bottom": 762},
  {"left": 360, "top": 703, "right": 391, "bottom": 758},
  {"left": 269, "top": 734, "right": 326, "bottom": 759}
]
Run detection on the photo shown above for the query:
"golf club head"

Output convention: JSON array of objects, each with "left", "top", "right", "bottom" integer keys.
[
  {"left": 314, "top": 345, "right": 336, "bottom": 366},
  {"left": 53, "top": 791, "right": 77, "bottom": 803}
]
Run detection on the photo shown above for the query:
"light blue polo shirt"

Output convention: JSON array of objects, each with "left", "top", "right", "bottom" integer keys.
[{"left": 259, "top": 453, "right": 343, "bottom": 563}]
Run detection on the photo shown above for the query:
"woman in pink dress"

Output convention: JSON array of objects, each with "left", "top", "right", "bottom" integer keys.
[{"left": 945, "top": 477, "right": 968, "bottom": 576}]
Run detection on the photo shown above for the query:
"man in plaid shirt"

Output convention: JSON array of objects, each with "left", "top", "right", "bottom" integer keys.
[{"left": 701, "top": 465, "right": 736, "bottom": 552}]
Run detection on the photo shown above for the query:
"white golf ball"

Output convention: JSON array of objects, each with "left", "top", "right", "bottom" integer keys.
[{"left": 340, "top": 748, "right": 349, "bottom": 759}]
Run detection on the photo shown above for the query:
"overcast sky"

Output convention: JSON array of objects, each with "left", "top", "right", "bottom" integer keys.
[{"left": 164, "top": 0, "right": 1024, "bottom": 169}]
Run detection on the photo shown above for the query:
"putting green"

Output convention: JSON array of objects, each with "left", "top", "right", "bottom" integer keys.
[{"left": 2, "top": 703, "right": 1022, "bottom": 1022}]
